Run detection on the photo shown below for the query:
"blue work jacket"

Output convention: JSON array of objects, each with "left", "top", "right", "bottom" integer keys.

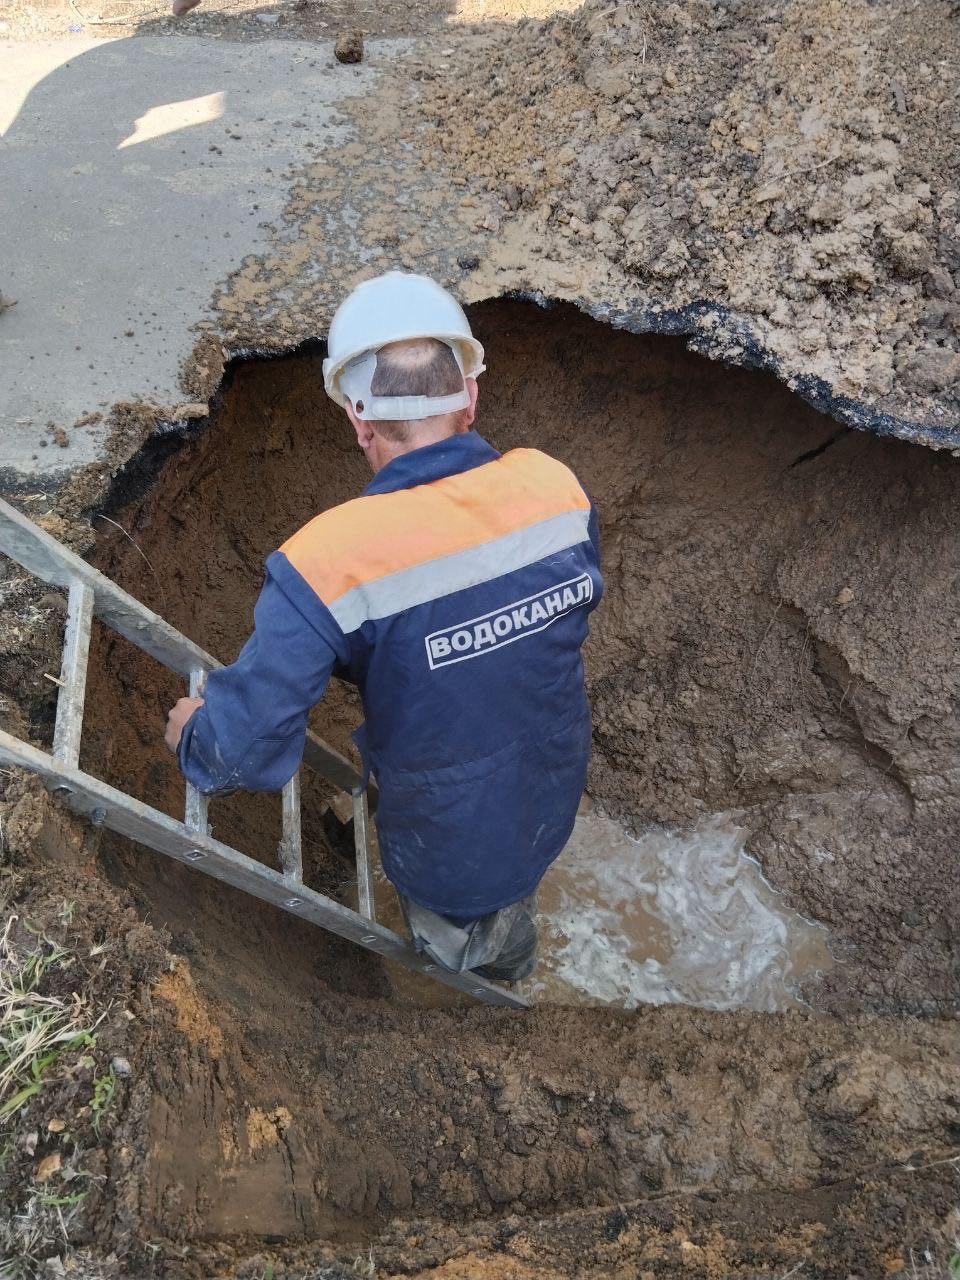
[{"left": 178, "top": 430, "right": 603, "bottom": 917}]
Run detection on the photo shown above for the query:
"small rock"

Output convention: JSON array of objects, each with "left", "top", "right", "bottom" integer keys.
[
  {"left": 35, "top": 1153, "right": 62, "bottom": 1182},
  {"left": 171, "top": 401, "right": 210, "bottom": 419},
  {"left": 598, "top": 204, "right": 626, "bottom": 227},
  {"left": 887, "top": 230, "right": 933, "bottom": 279},
  {"left": 835, "top": 587, "right": 854, "bottom": 606},
  {"left": 335, "top": 30, "right": 363, "bottom": 64},
  {"left": 111, "top": 1056, "right": 133, "bottom": 1077},
  {"left": 47, "top": 1118, "right": 66, "bottom": 1133},
  {"left": 652, "top": 236, "right": 691, "bottom": 279},
  {"left": 906, "top": 346, "right": 960, "bottom": 393},
  {"left": 925, "top": 267, "right": 955, "bottom": 298},
  {"left": 584, "top": 59, "right": 631, "bottom": 100},
  {"left": 501, "top": 182, "right": 521, "bottom": 211},
  {"left": 457, "top": 254, "right": 481, "bottom": 271}
]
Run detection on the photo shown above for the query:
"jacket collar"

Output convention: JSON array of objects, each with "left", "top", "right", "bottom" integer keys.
[{"left": 362, "top": 430, "right": 501, "bottom": 497}]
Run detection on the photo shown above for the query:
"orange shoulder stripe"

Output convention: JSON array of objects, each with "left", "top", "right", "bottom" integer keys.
[{"left": 280, "top": 449, "right": 589, "bottom": 606}]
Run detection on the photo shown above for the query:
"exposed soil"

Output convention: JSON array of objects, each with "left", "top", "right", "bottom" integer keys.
[
  {"left": 92, "top": 299, "right": 960, "bottom": 1016},
  {"left": 4, "top": 0, "right": 960, "bottom": 1268},
  {"left": 414, "top": 0, "right": 960, "bottom": 432},
  {"left": 1, "top": 779, "right": 959, "bottom": 1277},
  {"left": 2, "top": 301, "right": 960, "bottom": 1275}
]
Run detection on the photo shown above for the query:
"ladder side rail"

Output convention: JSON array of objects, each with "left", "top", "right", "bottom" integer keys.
[
  {"left": 278, "top": 771, "right": 303, "bottom": 882},
  {"left": 0, "top": 498, "right": 363, "bottom": 795},
  {"left": 0, "top": 729, "right": 526, "bottom": 1010},
  {"left": 353, "top": 785, "right": 375, "bottom": 921},
  {"left": 0, "top": 495, "right": 219, "bottom": 678},
  {"left": 184, "top": 668, "right": 210, "bottom": 835},
  {"left": 52, "top": 579, "right": 94, "bottom": 768},
  {"left": 302, "top": 732, "right": 365, "bottom": 797}
]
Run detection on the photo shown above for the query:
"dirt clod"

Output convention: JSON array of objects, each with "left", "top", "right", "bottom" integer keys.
[{"left": 334, "top": 29, "right": 363, "bottom": 63}]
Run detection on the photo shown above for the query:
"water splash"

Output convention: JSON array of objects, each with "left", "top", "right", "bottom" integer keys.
[{"left": 528, "top": 812, "right": 831, "bottom": 1013}]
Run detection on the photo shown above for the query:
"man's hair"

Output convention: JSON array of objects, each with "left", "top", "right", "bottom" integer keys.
[{"left": 369, "top": 338, "right": 465, "bottom": 442}]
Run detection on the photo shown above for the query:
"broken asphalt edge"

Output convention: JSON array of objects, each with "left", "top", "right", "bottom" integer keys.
[{"left": 3, "top": 287, "right": 957, "bottom": 517}]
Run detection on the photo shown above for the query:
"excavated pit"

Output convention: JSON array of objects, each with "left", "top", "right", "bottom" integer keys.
[{"left": 71, "top": 298, "right": 960, "bottom": 1257}]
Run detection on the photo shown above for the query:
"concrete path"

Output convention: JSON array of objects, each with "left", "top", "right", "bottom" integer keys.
[{"left": 0, "top": 35, "right": 396, "bottom": 479}]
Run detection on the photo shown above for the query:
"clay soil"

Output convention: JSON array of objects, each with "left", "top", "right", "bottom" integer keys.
[{"left": 1, "top": 300, "right": 958, "bottom": 1276}]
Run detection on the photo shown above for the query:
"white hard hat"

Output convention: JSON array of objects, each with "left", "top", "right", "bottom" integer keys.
[{"left": 323, "top": 271, "right": 485, "bottom": 421}]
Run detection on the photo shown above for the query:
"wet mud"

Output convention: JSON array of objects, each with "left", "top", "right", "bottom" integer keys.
[{"left": 531, "top": 809, "right": 832, "bottom": 1013}]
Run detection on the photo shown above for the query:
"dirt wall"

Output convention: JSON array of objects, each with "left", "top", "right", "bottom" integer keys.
[{"left": 93, "top": 299, "right": 960, "bottom": 1019}]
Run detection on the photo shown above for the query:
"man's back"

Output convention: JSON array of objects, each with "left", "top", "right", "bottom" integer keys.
[
  {"left": 280, "top": 431, "right": 602, "bottom": 917},
  {"left": 177, "top": 430, "right": 601, "bottom": 919},
  {"left": 169, "top": 272, "right": 601, "bottom": 977}
]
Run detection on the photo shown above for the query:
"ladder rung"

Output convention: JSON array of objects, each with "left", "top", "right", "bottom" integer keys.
[
  {"left": 52, "top": 579, "right": 94, "bottom": 769},
  {"left": 353, "top": 784, "right": 375, "bottom": 922},
  {"left": 183, "top": 668, "right": 210, "bottom": 835},
  {"left": 278, "top": 771, "right": 303, "bottom": 881}
]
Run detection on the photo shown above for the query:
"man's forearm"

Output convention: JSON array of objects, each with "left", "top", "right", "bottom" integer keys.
[
  {"left": 164, "top": 565, "right": 342, "bottom": 796},
  {"left": 176, "top": 701, "right": 239, "bottom": 795}
]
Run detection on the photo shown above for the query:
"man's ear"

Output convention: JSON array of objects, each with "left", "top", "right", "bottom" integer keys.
[
  {"left": 462, "top": 378, "right": 479, "bottom": 428},
  {"left": 345, "top": 400, "right": 376, "bottom": 450}
]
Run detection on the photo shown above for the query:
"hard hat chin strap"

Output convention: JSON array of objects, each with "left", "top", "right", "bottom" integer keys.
[{"left": 339, "top": 347, "right": 471, "bottom": 422}]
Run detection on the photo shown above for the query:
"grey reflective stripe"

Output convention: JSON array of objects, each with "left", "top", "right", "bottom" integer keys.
[{"left": 328, "top": 508, "right": 591, "bottom": 634}]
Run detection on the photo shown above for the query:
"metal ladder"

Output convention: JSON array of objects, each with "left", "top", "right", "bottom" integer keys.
[{"left": 0, "top": 497, "right": 527, "bottom": 1009}]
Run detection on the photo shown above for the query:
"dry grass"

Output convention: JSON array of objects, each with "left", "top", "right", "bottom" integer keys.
[
  {"left": 0, "top": 914, "right": 110, "bottom": 1278},
  {"left": 0, "top": 916, "right": 100, "bottom": 1121},
  {"left": 0, "top": 1192, "right": 88, "bottom": 1280}
]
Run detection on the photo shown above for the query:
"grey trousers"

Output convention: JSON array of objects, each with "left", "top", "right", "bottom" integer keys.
[{"left": 399, "top": 893, "right": 538, "bottom": 981}]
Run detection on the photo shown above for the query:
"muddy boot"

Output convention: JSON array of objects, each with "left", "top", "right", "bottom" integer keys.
[{"left": 472, "top": 907, "right": 538, "bottom": 982}]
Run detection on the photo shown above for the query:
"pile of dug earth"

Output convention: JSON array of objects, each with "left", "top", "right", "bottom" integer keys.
[{"left": 418, "top": 0, "right": 960, "bottom": 434}]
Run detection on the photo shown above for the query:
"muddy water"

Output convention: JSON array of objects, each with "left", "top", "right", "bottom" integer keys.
[
  {"left": 527, "top": 810, "right": 832, "bottom": 1013},
  {"left": 366, "top": 807, "right": 831, "bottom": 1013}
]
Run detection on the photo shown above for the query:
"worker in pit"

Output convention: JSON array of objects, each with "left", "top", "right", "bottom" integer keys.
[{"left": 164, "top": 271, "right": 603, "bottom": 982}]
